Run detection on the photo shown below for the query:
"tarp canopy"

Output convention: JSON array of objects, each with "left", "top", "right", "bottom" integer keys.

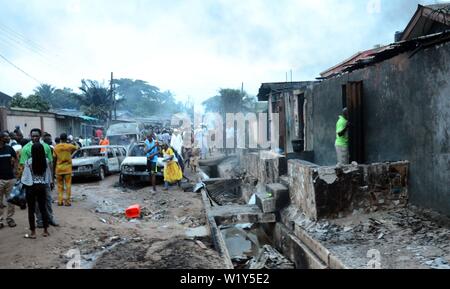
[{"left": 80, "top": 115, "right": 98, "bottom": 121}]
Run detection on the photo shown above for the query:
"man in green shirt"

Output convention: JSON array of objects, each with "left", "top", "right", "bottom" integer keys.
[
  {"left": 19, "top": 128, "right": 58, "bottom": 227},
  {"left": 19, "top": 130, "right": 53, "bottom": 166},
  {"left": 335, "top": 108, "right": 350, "bottom": 166}
]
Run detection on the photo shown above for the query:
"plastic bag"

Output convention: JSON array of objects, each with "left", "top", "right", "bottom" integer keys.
[{"left": 7, "top": 182, "right": 27, "bottom": 210}]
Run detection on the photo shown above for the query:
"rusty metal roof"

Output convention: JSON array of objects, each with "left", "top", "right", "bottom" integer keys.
[
  {"left": 320, "top": 3, "right": 450, "bottom": 80},
  {"left": 320, "top": 47, "right": 387, "bottom": 78},
  {"left": 321, "top": 30, "right": 450, "bottom": 80}
]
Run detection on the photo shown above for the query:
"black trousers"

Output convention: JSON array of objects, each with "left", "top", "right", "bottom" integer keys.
[{"left": 26, "top": 184, "right": 49, "bottom": 230}]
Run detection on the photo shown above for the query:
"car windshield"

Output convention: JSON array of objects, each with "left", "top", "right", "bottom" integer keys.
[
  {"left": 129, "top": 144, "right": 146, "bottom": 157},
  {"left": 73, "top": 148, "right": 105, "bottom": 158},
  {"left": 107, "top": 123, "right": 140, "bottom": 135},
  {"left": 108, "top": 134, "right": 137, "bottom": 146}
]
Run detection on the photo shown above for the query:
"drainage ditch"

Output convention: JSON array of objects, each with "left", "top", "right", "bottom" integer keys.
[{"left": 199, "top": 163, "right": 298, "bottom": 269}]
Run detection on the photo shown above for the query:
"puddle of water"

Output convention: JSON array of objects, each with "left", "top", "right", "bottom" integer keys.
[
  {"left": 223, "top": 230, "right": 254, "bottom": 258},
  {"left": 221, "top": 227, "right": 263, "bottom": 258}
]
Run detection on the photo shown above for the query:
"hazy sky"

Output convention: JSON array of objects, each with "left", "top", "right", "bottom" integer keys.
[{"left": 0, "top": 0, "right": 446, "bottom": 104}]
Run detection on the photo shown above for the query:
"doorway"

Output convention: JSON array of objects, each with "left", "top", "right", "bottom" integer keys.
[{"left": 343, "top": 81, "right": 365, "bottom": 164}]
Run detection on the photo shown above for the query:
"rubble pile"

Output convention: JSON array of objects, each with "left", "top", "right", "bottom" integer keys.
[
  {"left": 248, "top": 245, "right": 295, "bottom": 269},
  {"left": 296, "top": 206, "right": 450, "bottom": 269}
]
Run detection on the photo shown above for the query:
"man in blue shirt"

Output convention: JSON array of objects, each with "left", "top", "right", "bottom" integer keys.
[{"left": 144, "top": 132, "right": 160, "bottom": 192}]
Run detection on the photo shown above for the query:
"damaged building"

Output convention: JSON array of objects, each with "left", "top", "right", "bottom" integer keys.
[
  {"left": 254, "top": 3, "right": 450, "bottom": 217},
  {"left": 217, "top": 3, "right": 450, "bottom": 269}
]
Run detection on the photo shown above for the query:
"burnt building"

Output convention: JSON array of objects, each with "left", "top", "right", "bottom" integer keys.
[
  {"left": 257, "top": 81, "right": 316, "bottom": 156},
  {"left": 304, "top": 4, "right": 450, "bottom": 215}
]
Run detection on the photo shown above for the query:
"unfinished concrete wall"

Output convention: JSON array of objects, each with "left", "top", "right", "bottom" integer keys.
[
  {"left": 288, "top": 160, "right": 409, "bottom": 220},
  {"left": 241, "top": 151, "right": 285, "bottom": 185},
  {"left": 310, "top": 41, "right": 450, "bottom": 215},
  {"left": 287, "top": 160, "right": 318, "bottom": 219}
]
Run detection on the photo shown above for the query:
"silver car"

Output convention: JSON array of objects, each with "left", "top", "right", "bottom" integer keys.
[{"left": 72, "top": 145, "right": 127, "bottom": 180}]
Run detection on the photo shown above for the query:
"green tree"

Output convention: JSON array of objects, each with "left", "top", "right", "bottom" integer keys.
[
  {"left": 202, "top": 95, "right": 221, "bottom": 113},
  {"left": 114, "top": 78, "right": 185, "bottom": 116},
  {"left": 10, "top": 93, "right": 50, "bottom": 112},
  {"left": 77, "top": 80, "right": 113, "bottom": 121},
  {"left": 203, "top": 88, "right": 255, "bottom": 113},
  {"left": 52, "top": 88, "right": 81, "bottom": 109},
  {"left": 33, "top": 84, "right": 80, "bottom": 109},
  {"left": 34, "top": 84, "right": 55, "bottom": 103}
]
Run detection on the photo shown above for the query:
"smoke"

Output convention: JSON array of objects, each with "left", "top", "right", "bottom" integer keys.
[{"left": 0, "top": 0, "right": 446, "bottom": 103}]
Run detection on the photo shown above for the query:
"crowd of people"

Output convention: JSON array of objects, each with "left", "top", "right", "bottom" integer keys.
[
  {"left": 0, "top": 128, "right": 81, "bottom": 239},
  {"left": 143, "top": 126, "right": 201, "bottom": 193},
  {"left": 0, "top": 124, "right": 216, "bottom": 239}
]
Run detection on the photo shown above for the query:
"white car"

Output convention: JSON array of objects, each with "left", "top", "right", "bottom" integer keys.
[
  {"left": 119, "top": 142, "right": 164, "bottom": 185},
  {"left": 72, "top": 145, "right": 127, "bottom": 181}
]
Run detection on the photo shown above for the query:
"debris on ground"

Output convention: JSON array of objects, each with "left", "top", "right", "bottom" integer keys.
[
  {"left": 185, "top": 226, "right": 209, "bottom": 238},
  {"left": 93, "top": 238, "right": 223, "bottom": 269},
  {"left": 248, "top": 245, "right": 295, "bottom": 269},
  {"left": 295, "top": 206, "right": 450, "bottom": 268},
  {"left": 195, "top": 240, "right": 208, "bottom": 250}
]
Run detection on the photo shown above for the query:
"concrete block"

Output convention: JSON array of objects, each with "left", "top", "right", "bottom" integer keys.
[
  {"left": 294, "top": 224, "right": 330, "bottom": 265},
  {"left": 275, "top": 223, "right": 327, "bottom": 269},
  {"left": 210, "top": 204, "right": 276, "bottom": 225},
  {"left": 266, "top": 183, "right": 290, "bottom": 210},
  {"left": 256, "top": 192, "right": 276, "bottom": 213}
]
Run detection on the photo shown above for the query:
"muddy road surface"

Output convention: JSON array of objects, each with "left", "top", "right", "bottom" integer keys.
[{"left": 0, "top": 173, "right": 225, "bottom": 269}]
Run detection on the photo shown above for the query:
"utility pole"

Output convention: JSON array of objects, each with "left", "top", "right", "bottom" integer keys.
[{"left": 111, "top": 72, "right": 116, "bottom": 121}]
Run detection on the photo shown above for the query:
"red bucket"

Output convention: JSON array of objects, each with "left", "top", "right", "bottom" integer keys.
[{"left": 125, "top": 204, "right": 141, "bottom": 219}]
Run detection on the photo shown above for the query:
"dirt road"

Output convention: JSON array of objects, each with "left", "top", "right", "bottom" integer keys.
[{"left": 0, "top": 173, "right": 225, "bottom": 269}]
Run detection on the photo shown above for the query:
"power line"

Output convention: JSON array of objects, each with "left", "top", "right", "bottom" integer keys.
[
  {"left": 0, "top": 52, "right": 42, "bottom": 84},
  {"left": 0, "top": 23, "right": 60, "bottom": 59},
  {"left": 0, "top": 22, "right": 73, "bottom": 77},
  {"left": 0, "top": 28, "right": 69, "bottom": 75}
]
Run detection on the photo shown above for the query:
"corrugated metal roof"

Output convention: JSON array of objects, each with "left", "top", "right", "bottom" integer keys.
[
  {"left": 320, "top": 46, "right": 387, "bottom": 78},
  {"left": 322, "top": 30, "right": 450, "bottom": 79},
  {"left": 257, "top": 81, "right": 316, "bottom": 101}
]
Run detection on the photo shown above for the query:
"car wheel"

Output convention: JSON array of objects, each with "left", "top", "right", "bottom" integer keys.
[{"left": 98, "top": 166, "right": 105, "bottom": 181}]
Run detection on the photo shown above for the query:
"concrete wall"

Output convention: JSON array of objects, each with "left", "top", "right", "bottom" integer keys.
[
  {"left": 241, "top": 151, "right": 286, "bottom": 188},
  {"left": 309, "top": 41, "right": 450, "bottom": 215},
  {"left": 3, "top": 109, "right": 85, "bottom": 139},
  {"left": 56, "top": 118, "right": 82, "bottom": 138},
  {"left": 7, "top": 114, "right": 43, "bottom": 137},
  {"left": 287, "top": 160, "right": 409, "bottom": 220}
]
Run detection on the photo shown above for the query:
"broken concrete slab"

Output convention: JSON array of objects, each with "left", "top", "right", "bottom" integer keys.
[
  {"left": 185, "top": 226, "right": 210, "bottom": 238},
  {"left": 210, "top": 204, "right": 276, "bottom": 225},
  {"left": 248, "top": 245, "right": 295, "bottom": 269},
  {"left": 287, "top": 160, "right": 409, "bottom": 220},
  {"left": 203, "top": 178, "right": 242, "bottom": 205}
]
